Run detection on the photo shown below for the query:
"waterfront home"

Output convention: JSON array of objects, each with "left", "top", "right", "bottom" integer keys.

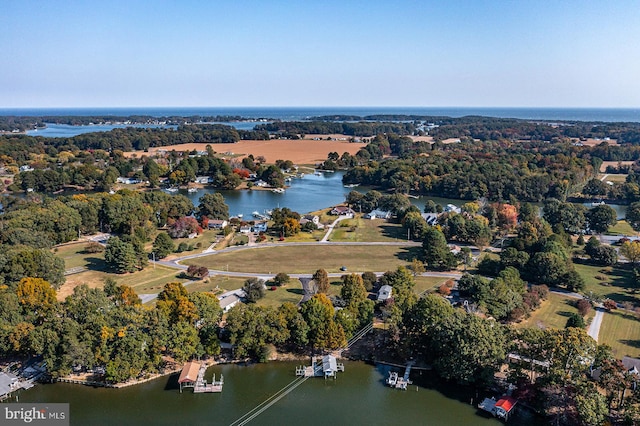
[
  {"left": 116, "top": 177, "right": 140, "bottom": 185},
  {"left": 239, "top": 225, "right": 252, "bottom": 234},
  {"left": 195, "top": 176, "right": 214, "bottom": 184},
  {"left": 254, "top": 180, "right": 268, "bottom": 187},
  {"left": 377, "top": 285, "right": 393, "bottom": 302},
  {"left": 364, "top": 209, "right": 392, "bottom": 220},
  {"left": 252, "top": 221, "right": 268, "bottom": 233},
  {"left": 592, "top": 356, "right": 640, "bottom": 389},
  {"left": 330, "top": 206, "right": 355, "bottom": 216},
  {"left": 207, "top": 219, "right": 228, "bottom": 229},
  {"left": 300, "top": 215, "right": 324, "bottom": 229},
  {"left": 421, "top": 213, "right": 439, "bottom": 226},
  {"left": 444, "top": 204, "right": 462, "bottom": 214}
]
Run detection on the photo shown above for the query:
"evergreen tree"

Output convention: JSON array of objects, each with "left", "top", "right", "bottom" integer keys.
[{"left": 422, "top": 227, "right": 457, "bottom": 270}]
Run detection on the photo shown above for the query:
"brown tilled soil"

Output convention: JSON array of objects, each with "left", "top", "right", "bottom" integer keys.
[{"left": 124, "top": 139, "right": 367, "bottom": 164}]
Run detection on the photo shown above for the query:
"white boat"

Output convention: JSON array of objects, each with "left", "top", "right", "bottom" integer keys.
[
  {"left": 271, "top": 188, "right": 285, "bottom": 194},
  {"left": 187, "top": 187, "right": 198, "bottom": 193},
  {"left": 253, "top": 211, "right": 262, "bottom": 217},
  {"left": 344, "top": 184, "right": 360, "bottom": 188},
  {"left": 591, "top": 201, "right": 605, "bottom": 207},
  {"left": 165, "top": 187, "right": 178, "bottom": 193},
  {"left": 386, "top": 371, "right": 398, "bottom": 386}
]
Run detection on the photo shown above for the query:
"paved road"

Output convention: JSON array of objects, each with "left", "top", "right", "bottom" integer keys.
[{"left": 588, "top": 307, "right": 606, "bottom": 342}]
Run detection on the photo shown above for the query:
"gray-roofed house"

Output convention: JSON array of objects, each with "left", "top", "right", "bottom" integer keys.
[{"left": 377, "top": 285, "right": 393, "bottom": 302}]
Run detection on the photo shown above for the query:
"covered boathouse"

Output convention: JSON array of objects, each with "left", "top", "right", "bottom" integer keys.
[
  {"left": 178, "top": 361, "right": 200, "bottom": 393},
  {"left": 178, "top": 361, "right": 224, "bottom": 393}
]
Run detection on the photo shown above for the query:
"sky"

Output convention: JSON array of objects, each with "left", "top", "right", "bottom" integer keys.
[{"left": 2, "top": 0, "right": 639, "bottom": 108}]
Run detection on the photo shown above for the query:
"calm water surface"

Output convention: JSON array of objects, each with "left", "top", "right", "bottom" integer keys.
[{"left": 18, "top": 361, "right": 542, "bottom": 426}]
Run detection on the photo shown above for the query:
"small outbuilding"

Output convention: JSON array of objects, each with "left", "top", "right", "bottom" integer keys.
[
  {"left": 178, "top": 361, "right": 200, "bottom": 393},
  {"left": 377, "top": 285, "right": 393, "bottom": 302}
]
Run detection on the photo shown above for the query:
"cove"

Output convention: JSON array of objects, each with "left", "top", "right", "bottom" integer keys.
[{"left": 18, "top": 361, "right": 544, "bottom": 425}]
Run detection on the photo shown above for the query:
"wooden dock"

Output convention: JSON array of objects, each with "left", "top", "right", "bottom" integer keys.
[
  {"left": 386, "top": 362, "right": 413, "bottom": 390},
  {"left": 296, "top": 356, "right": 344, "bottom": 379}
]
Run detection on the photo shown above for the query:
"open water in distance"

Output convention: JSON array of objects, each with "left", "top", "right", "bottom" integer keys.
[
  {"left": 18, "top": 361, "right": 543, "bottom": 426},
  {"left": 3, "top": 106, "right": 639, "bottom": 122},
  {"left": 177, "top": 171, "right": 628, "bottom": 221}
]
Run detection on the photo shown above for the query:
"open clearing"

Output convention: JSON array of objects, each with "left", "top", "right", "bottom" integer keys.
[
  {"left": 599, "top": 310, "right": 640, "bottom": 358},
  {"left": 516, "top": 293, "right": 592, "bottom": 330},
  {"left": 329, "top": 218, "right": 408, "bottom": 242},
  {"left": 574, "top": 262, "right": 638, "bottom": 304},
  {"left": 183, "top": 245, "right": 416, "bottom": 274},
  {"left": 599, "top": 160, "right": 632, "bottom": 172},
  {"left": 123, "top": 139, "right": 367, "bottom": 164},
  {"left": 606, "top": 220, "right": 636, "bottom": 236}
]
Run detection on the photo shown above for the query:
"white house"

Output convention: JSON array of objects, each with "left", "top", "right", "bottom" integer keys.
[
  {"left": 377, "top": 285, "right": 393, "bottom": 302},
  {"left": 300, "top": 215, "right": 324, "bottom": 229},
  {"left": 252, "top": 221, "right": 268, "bottom": 233},
  {"left": 116, "top": 177, "right": 140, "bottom": 185},
  {"left": 444, "top": 204, "right": 461, "bottom": 214},
  {"left": 207, "top": 219, "right": 228, "bottom": 229},
  {"left": 195, "top": 176, "right": 214, "bottom": 184},
  {"left": 421, "top": 213, "right": 439, "bottom": 225},
  {"left": 219, "top": 294, "right": 242, "bottom": 313},
  {"left": 330, "top": 206, "right": 355, "bottom": 216},
  {"left": 239, "top": 225, "right": 252, "bottom": 234},
  {"left": 364, "top": 209, "right": 392, "bottom": 220}
]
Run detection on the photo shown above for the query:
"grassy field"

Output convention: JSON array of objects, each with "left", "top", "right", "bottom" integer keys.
[
  {"left": 329, "top": 217, "right": 407, "bottom": 242},
  {"left": 414, "top": 276, "right": 450, "bottom": 295},
  {"left": 599, "top": 310, "right": 640, "bottom": 358},
  {"left": 258, "top": 279, "right": 305, "bottom": 308},
  {"left": 54, "top": 242, "right": 100, "bottom": 270},
  {"left": 516, "top": 293, "right": 592, "bottom": 330},
  {"left": 598, "top": 173, "right": 628, "bottom": 183},
  {"left": 574, "top": 262, "right": 638, "bottom": 304},
  {"left": 185, "top": 276, "right": 247, "bottom": 294},
  {"left": 58, "top": 265, "right": 187, "bottom": 300},
  {"left": 607, "top": 220, "right": 636, "bottom": 236},
  {"left": 183, "top": 245, "right": 418, "bottom": 274}
]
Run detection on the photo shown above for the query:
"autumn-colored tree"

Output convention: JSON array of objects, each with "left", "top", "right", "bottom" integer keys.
[
  {"left": 312, "top": 269, "right": 330, "bottom": 294},
  {"left": 620, "top": 240, "right": 640, "bottom": 265},
  {"left": 495, "top": 203, "right": 518, "bottom": 232},
  {"left": 114, "top": 285, "right": 141, "bottom": 306},
  {"left": 16, "top": 277, "right": 57, "bottom": 317},
  {"left": 168, "top": 216, "right": 202, "bottom": 238},
  {"left": 157, "top": 282, "right": 199, "bottom": 324}
]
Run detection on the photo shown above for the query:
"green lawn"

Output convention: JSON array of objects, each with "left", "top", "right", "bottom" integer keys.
[
  {"left": 329, "top": 217, "right": 407, "bottom": 242},
  {"left": 184, "top": 245, "right": 418, "bottom": 274},
  {"left": 599, "top": 310, "right": 640, "bottom": 359},
  {"left": 258, "top": 279, "right": 305, "bottom": 308},
  {"left": 414, "top": 276, "right": 450, "bottom": 295},
  {"left": 574, "top": 262, "right": 638, "bottom": 304},
  {"left": 607, "top": 220, "right": 636, "bottom": 236},
  {"left": 185, "top": 276, "right": 247, "bottom": 294},
  {"left": 54, "top": 242, "right": 102, "bottom": 270},
  {"left": 516, "top": 293, "right": 592, "bottom": 330}
]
